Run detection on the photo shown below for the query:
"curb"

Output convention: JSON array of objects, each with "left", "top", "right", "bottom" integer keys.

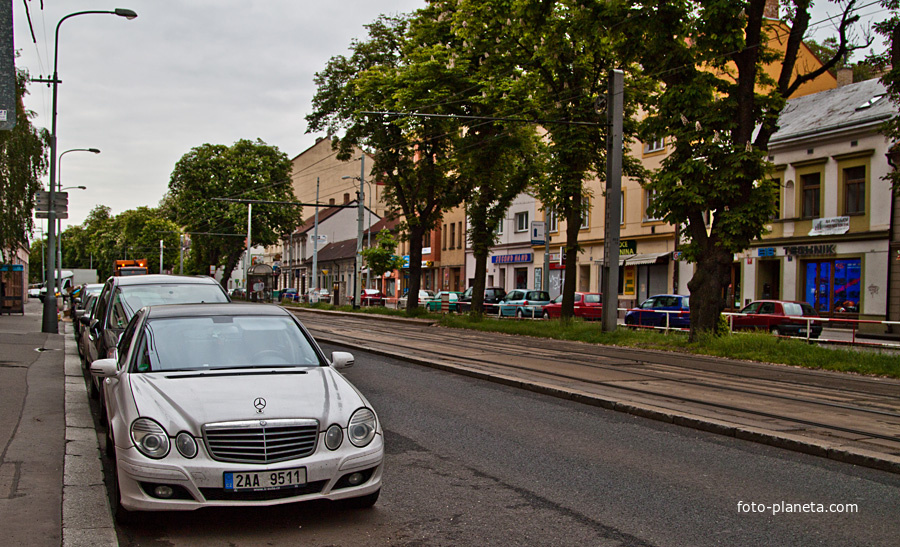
[
  {"left": 62, "top": 333, "right": 117, "bottom": 547},
  {"left": 313, "top": 333, "right": 900, "bottom": 476}
]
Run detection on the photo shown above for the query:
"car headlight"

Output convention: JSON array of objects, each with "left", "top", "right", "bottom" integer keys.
[
  {"left": 324, "top": 424, "right": 343, "bottom": 450},
  {"left": 131, "top": 418, "right": 170, "bottom": 459},
  {"left": 175, "top": 431, "right": 198, "bottom": 458},
  {"left": 348, "top": 408, "right": 377, "bottom": 447}
]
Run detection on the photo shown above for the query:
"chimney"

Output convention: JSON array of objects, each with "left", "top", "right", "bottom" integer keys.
[
  {"left": 837, "top": 67, "right": 853, "bottom": 87},
  {"left": 763, "top": 0, "right": 778, "bottom": 19}
]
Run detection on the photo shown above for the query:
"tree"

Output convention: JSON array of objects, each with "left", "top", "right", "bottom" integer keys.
[
  {"left": 871, "top": 1, "right": 900, "bottom": 186},
  {"left": 361, "top": 230, "right": 405, "bottom": 277},
  {"left": 307, "top": 13, "right": 467, "bottom": 312},
  {"left": 167, "top": 139, "right": 301, "bottom": 289},
  {"left": 633, "top": 0, "right": 865, "bottom": 337},
  {"left": 1, "top": 70, "right": 48, "bottom": 264},
  {"left": 454, "top": 0, "right": 647, "bottom": 319}
]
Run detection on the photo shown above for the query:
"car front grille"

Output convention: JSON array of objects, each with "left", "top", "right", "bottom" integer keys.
[{"left": 203, "top": 419, "right": 319, "bottom": 464}]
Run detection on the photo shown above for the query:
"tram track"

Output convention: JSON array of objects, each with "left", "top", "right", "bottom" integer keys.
[{"left": 290, "top": 309, "right": 900, "bottom": 468}]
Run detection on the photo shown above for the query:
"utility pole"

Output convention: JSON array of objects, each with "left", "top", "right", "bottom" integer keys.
[
  {"left": 159, "top": 239, "right": 164, "bottom": 273},
  {"left": 179, "top": 234, "right": 184, "bottom": 274},
  {"left": 543, "top": 214, "right": 550, "bottom": 293},
  {"left": 601, "top": 69, "right": 624, "bottom": 333},
  {"left": 312, "top": 178, "right": 320, "bottom": 300},
  {"left": 354, "top": 155, "right": 365, "bottom": 309},
  {"left": 245, "top": 203, "right": 252, "bottom": 293}
]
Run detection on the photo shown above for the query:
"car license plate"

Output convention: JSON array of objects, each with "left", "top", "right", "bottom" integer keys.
[
  {"left": 224, "top": 467, "right": 306, "bottom": 492},
  {"left": 799, "top": 328, "right": 807, "bottom": 334}
]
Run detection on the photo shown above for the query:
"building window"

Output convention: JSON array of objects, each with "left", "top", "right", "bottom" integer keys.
[
  {"left": 515, "top": 211, "right": 529, "bottom": 232},
  {"left": 801, "top": 173, "right": 821, "bottom": 219},
  {"left": 496, "top": 218, "right": 504, "bottom": 235},
  {"left": 547, "top": 208, "right": 558, "bottom": 233},
  {"left": 644, "top": 190, "right": 662, "bottom": 222},
  {"left": 844, "top": 166, "right": 865, "bottom": 215},
  {"left": 644, "top": 137, "right": 665, "bottom": 154},
  {"left": 458, "top": 221, "right": 463, "bottom": 249},
  {"left": 771, "top": 178, "right": 781, "bottom": 220},
  {"left": 449, "top": 222, "right": 456, "bottom": 249},
  {"left": 442, "top": 224, "right": 447, "bottom": 250},
  {"left": 580, "top": 197, "right": 590, "bottom": 229}
]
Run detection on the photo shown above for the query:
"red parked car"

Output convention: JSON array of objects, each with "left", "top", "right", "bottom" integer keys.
[
  {"left": 542, "top": 292, "right": 603, "bottom": 320},
  {"left": 730, "top": 300, "right": 822, "bottom": 338},
  {"left": 353, "top": 288, "right": 386, "bottom": 307}
]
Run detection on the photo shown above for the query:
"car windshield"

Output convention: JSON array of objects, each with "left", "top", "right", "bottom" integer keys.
[
  {"left": 120, "top": 284, "right": 228, "bottom": 315},
  {"left": 133, "top": 315, "right": 322, "bottom": 372}
]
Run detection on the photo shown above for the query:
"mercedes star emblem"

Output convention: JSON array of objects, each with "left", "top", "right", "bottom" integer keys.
[{"left": 254, "top": 397, "right": 266, "bottom": 413}]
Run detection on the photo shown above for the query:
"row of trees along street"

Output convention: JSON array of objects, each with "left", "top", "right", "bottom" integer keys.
[
  {"left": 7, "top": 1, "right": 900, "bottom": 338},
  {"left": 307, "top": 0, "right": 895, "bottom": 337}
]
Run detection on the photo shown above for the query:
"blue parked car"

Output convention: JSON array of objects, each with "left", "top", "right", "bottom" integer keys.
[
  {"left": 624, "top": 294, "right": 691, "bottom": 328},
  {"left": 498, "top": 289, "right": 552, "bottom": 318}
]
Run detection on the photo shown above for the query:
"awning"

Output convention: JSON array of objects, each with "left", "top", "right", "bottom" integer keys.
[{"left": 624, "top": 251, "right": 671, "bottom": 266}]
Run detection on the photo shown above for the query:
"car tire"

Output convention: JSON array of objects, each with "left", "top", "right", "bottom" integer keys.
[
  {"left": 342, "top": 488, "right": 380, "bottom": 509},
  {"left": 105, "top": 423, "right": 115, "bottom": 458},
  {"left": 542, "top": 310, "right": 549, "bottom": 319},
  {"left": 516, "top": 309, "right": 524, "bottom": 318},
  {"left": 109, "top": 454, "right": 140, "bottom": 525},
  {"left": 770, "top": 326, "right": 780, "bottom": 336}
]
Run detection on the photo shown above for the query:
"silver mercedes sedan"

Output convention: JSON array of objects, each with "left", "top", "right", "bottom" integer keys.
[{"left": 91, "top": 303, "right": 383, "bottom": 522}]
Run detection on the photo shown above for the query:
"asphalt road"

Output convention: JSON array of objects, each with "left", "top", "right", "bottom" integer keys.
[{"left": 112, "top": 343, "right": 900, "bottom": 546}]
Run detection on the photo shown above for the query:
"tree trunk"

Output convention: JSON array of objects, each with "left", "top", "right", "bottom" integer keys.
[
  {"left": 405, "top": 225, "right": 425, "bottom": 312},
  {"left": 471, "top": 248, "right": 488, "bottom": 314},
  {"left": 560, "top": 194, "right": 581, "bottom": 320},
  {"left": 686, "top": 242, "right": 732, "bottom": 340}
]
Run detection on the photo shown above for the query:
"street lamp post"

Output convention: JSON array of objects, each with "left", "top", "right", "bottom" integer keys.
[
  {"left": 40, "top": 8, "right": 138, "bottom": 334},
  {"left": 57, "top": 147, "right": 99, "bottom": 295}
]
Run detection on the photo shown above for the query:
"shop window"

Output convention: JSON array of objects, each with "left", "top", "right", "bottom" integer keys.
[
  {"left": 800, "top": 173, "right": 821, "bottom": 219},
  {"left": 803, "top": 259, "right": 861, "bottom": 314},
  {"left": 844, "top": 166, "right": 865, "bottom": 215},
  {"left": 515, "top": 268, "right": 527, "bottom": 289}
]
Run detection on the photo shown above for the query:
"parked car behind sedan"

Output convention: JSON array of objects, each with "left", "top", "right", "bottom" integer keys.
[
  {"left": 542, "top": 292, "right": 603, "bottom": 320},
  {"left": 624, "top": 294, "right": 691, "bottom": 328},
  {"left": 306, "top": 288, "right": 332, "bottom": 303},
  {"left": 731, "top": 300, "right": 822, "bottom": 338},
  {"left": 498, "top": 290, "right": 552, "bottom": 318},
  {"left": 91, "top": 303, "right": 382, "bottom": 522},
  {"left": 80, "top": 274, "right": 230, "bottom": 406},
  {"left": 424, "top": 291, "right": 462, "bottom": 312}
]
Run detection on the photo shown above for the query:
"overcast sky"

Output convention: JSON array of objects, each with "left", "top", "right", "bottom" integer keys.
[{"left": 13, "top": 1, "right": 889, "bottom": 234}]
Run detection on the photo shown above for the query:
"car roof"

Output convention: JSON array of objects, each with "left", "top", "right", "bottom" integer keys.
[
  {"left": 112, "top": 274, "right": 222, "bottom": 287},
  {"left": 144, "top": 303, "right": 289, "bottom": 319}
]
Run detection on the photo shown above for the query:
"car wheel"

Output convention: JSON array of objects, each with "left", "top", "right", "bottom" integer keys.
[
  {"left": 516, "top": 309, "right": 524, "bottom": 318},
  {"left": 770, "top": 326, "right": 780, "bottom": 336},
  {"left": 105, "top": 423, "right": 115, "bottom": 458},
  {"left": 542, "top": 310, "right": 549, "bottom": 319},
  {"left": 342, "top": 488, "right": 380, "bottom": 509}
]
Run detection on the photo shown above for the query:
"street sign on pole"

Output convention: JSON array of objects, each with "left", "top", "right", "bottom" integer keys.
[{"left": 531, "top": 221, "right": 545, "bottom": 245}]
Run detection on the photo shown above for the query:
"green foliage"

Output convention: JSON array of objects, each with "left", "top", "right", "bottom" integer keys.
[
  {"left": 872, "top": 1, "right": 900, "bottom": 188},
  {"left": 361, "top": 231, "right": 405, "bottom": 277},
  {"left": 166, "top": 139, "right": 300, "bottom": 287},
  {"left": 1, "top": 70, "right": 48, "bottom": 264},
  {"left": 307, "top": 11, "right": 468, "bottom": 308}
]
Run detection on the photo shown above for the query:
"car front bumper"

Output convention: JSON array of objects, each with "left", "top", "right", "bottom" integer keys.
[{"left": 116, "top": 434, "right": 384, "bottom": 511}]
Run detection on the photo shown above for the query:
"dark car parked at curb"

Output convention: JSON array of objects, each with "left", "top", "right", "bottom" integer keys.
[
  {"left": 457, "top": 286, "right": 507, "bottom": 314},
  {"left": 80, "top": 275, "right": 230, "bottom": 414},
  {"left": 625, "top": 294, "right": 691, "bottom": 329},
  {"left": 730, "top": 300, "right": 823, "bottom": 338}
]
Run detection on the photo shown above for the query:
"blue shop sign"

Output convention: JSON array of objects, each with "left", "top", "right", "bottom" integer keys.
[{"left": 492, "top": 253, "right": 533, "bottom": 264}]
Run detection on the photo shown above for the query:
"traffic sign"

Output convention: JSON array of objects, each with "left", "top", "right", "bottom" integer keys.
[{"left": 35, "top": 190, "right": 49, "bottom": 210}]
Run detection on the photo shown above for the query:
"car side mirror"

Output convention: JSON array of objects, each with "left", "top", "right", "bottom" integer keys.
[
  {"left": 331, "top": 351, "right": 355, "bottom": 369},
  {"left": 90, "top": 358, "right": 118, "bottom": 378},
  {"left": 78, "top": 315, "right": 91, "bottom": 327}
]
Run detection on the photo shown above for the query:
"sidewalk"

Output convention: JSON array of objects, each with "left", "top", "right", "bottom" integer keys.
[{"left": 0, "top": 300, "right": 115, "bottom": 547}]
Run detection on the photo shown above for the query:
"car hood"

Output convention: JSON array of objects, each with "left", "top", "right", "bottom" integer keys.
[{"left": 127, "top": 367, "right": 367, "bottom": 434}]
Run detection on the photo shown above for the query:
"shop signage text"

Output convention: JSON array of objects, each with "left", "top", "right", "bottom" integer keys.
[
  {"left": 492, "top": 253, "right": 533, "bottom": 264},
  {"left": 809, "top": 216, "right": 850, "bottom": 237},
  {"left": 783, "top": 244, "right": 836, "bottom": 257},
  {"left": 757, "top": 247, "right": 776, "bottom": 257},
  {"left": 619, "top": 239, "right": 637, "bottom": 256}
]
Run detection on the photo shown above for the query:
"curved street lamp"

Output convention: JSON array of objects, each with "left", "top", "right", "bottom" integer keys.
[
  {"left": 56, "top": 148, "right": 99, "bottom": 293},
  {"left": 42, "top": 9, "right": 137, "bottom": 333}
]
